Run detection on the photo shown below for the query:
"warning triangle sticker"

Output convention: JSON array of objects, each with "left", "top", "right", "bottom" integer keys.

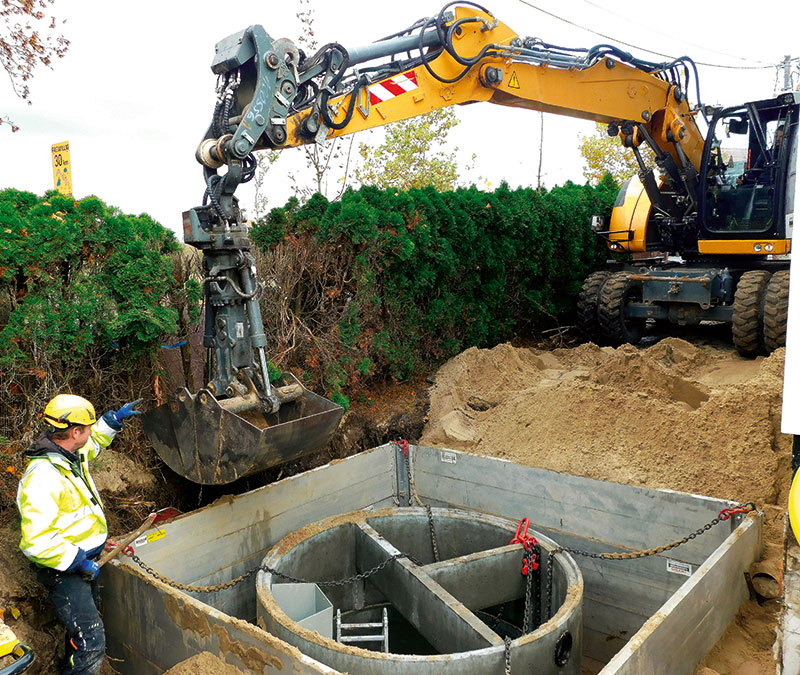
[{"left": 508, "top": 71, "right": 521, "bottom": 89}]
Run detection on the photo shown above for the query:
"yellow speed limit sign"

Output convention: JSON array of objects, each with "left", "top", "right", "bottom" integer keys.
[{"left": 51, "top": 141, "right": 72, "bottom": 196}]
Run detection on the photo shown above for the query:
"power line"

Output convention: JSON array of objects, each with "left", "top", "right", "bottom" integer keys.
[
  {"left": 578, "top": 0, "right": 771, "bottom": 66},
  {"left": 514, "top": 0, "right": 776, "bottom": 70}
]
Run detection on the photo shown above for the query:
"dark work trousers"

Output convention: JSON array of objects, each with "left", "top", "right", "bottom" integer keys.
[{"left": 35, "top": 566, "right": 105, "bottom": 675}]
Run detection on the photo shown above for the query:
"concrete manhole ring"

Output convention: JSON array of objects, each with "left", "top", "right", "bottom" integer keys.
[{"left": 256, "top": 506, "right": 583, "bottom": 674}]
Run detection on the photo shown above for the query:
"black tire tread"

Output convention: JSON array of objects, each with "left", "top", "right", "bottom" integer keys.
[
  {"left": 597, "top": 271, "right": 643, "bottom": 346},
  {"left": 732, "top": 270, "right": 771, "bottom": 357},
  {"left": 763, "top": 269, "right": 790, "bottom": 352},
  {"left": 577, "top": 271, "right": 611, "bottom": 341}
]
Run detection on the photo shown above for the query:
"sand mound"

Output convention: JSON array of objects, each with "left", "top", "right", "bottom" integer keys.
[{"left": 422, "top": 340, "right": 790, "bottom": 506}]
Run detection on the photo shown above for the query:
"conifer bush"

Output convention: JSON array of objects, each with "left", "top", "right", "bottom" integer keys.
[
  {"left": 252, "top": 178, "right": 616, "bottom": 406},
  {"left": 0, "top": 189, "right": 187, "bottom": 444}
]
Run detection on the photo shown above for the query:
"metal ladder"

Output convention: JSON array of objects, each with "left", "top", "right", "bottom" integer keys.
[{"left": 335, "top": 608, "right": 389, "bottom": 652}]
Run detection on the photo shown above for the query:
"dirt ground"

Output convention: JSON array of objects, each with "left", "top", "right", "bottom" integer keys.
[
  {"left": 164, "top": 651, "right": 246, "bottom": 674},
  {"left": 0, "top": 334, "right": 790, "bottom": 674},
  {"left": 420, "top": 336, "right": 790, "bottom": 675}
]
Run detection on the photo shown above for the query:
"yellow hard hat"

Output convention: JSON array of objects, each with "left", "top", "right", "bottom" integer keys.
[{"left": 42, "top": 394, "right": 96, "bottom": 429}]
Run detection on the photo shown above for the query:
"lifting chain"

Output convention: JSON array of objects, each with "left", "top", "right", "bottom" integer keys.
[
  {"left": 544, "top": 501, "right": 757, "bottom": 618},
  {"left": 503, "top": 636, "right": 512, "bottom": 675},
  {"left": 502, "top": 502, "right": 757, "bottom": 671},
  {"left": 397, "top": 440, "right": 441, "bottom": 562},
  {"left": 522, "top": 549, "right": 534, "bottom": 634},
  {"left": 127, "top": 551, "right": 417, "bottom": 595}
]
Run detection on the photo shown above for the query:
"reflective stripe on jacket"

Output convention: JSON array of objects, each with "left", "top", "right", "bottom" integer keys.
[{"left": 16, "top": 419, "right": 117, "bottom": 570}]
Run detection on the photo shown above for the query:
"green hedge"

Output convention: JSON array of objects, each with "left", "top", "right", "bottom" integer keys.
[
  {"left": 0, "top": 189, "right": 182, "bottom": 369},
  {"left": 252, "top": 178, "right": 617, "bottom": 406},
  {"left": 0, "top": 189, "right": 189, "bottom": 442}
]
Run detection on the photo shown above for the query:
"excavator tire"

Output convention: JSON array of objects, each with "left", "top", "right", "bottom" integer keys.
[
  {"left": 577, "top": 271, "right": 611, "bottom": 341},
  {"left": 732, "top": 270, "right": 772, "bottom": 357},
  {"left": 597, "top": 271, "right": 645, "bottom": 347},
  {"left": 763, "top": 269, "right": 790, "bottom": 352}
]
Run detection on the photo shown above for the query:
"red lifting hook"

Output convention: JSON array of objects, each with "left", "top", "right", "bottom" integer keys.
[{"left": 510, "top": 517, "right": 539, "bottom": 575}]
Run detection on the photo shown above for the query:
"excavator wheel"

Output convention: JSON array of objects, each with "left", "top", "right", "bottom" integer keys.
[
  {"left": 733, "top": 270, "right": 772, "bottom": 357},
  {"left": 597, "top": 271, "right": 645, "bottom": 347},
  {"left": 577, "top": 271, "right": 611, "bottom": 342},
  {"left": 763, "top": 270, "right": 790, "bottom": 353},
  {"left": 733, "top": 270, "right": 770, "bottom": 357}
]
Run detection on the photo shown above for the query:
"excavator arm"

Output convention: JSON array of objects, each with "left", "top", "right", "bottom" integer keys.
[
  {"left": 145, "top": 3, "right": 714, "bottom": 485},
  {"left": 197, "top": 5, "right": 705, "bottom": 228}
]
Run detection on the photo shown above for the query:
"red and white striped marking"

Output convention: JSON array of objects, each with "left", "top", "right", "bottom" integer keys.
[{"left": 368, "top": 71, "right": 419, "bottom": 105}]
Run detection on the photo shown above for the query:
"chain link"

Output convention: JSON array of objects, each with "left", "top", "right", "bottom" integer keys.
[
  {"left": 544, "top": 503, "right": 756, "bottom": 619},
  {"left": 128, "top": 551, "right": 412, "bottom": 594},
  {"left": 559, "top": 513, "right": 733, "bottom": 562},
  {"left": 546, "top": 550, "right": 555, "bottom": 620},
  {"left": 401, "top": 442, "right": 441, "bottom": 562},
  {"left": 424, "top": 504, "right": 441, "bottom": 562},
  {"left": 488, "top": 602, "right": 505, "bottom": 631},
  {"left": 503, "top": 636, "right": 512, "bottom": 674},
  {"left": 522, "top": 550, "right": 534, "bottom": 634}
]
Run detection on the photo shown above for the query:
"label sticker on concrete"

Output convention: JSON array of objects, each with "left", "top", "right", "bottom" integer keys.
[
  {"left": 441, "top": 451, "right": 457, "bottom": 464},
  {"left": 147, "top": 529, "right": 166, "bottom": 543},
  {"left": 666, "top": 559, "right": 692, "bottom": 577},
  {"left": 134, "top": 535, "right": 148, "bottom": 547}
]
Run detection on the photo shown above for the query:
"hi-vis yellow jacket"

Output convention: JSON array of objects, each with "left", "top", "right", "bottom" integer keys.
[{"left": 16, "top": 419, "right": 117, "bottom": 571}]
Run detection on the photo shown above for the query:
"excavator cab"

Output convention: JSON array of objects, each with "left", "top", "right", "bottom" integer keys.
[{"left": 699, "top": 94, "right": 798, "bottom": 248}]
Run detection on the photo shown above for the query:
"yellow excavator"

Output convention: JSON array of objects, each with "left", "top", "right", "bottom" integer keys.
[{"left": 143, "top": 2, "right": 795, "bottom": 484}]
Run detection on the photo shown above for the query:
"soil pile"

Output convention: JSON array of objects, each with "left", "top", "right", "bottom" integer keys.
[
  {"left": 422, "top": 339, "right": 789, "bottom": 506},
  {"left": 421, "top": 337, "right": 791, "bottom": 675}
]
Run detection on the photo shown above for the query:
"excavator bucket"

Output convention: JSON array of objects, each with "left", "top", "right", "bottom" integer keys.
[{"left": 142, "top": 379, "right": 343, "bottom": 485}]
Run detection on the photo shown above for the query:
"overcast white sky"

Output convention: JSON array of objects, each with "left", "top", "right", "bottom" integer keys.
[{"left": 1, "top": 0, "right": 796, "bottom": 237}]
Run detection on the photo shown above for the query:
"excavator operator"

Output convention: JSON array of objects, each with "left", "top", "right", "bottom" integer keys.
[{"left": 15, "top": 394, "right": 141, "bottom": 675}]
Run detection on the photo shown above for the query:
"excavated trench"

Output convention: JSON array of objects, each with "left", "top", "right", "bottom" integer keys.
[
  {"left": 99, "top": 442, "right": 760, "bottom": 675},
  {"left": 85, "top": 336, "right": 785, "bottom": 674}
]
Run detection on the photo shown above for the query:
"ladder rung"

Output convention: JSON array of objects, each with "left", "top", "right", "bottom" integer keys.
[
  {"left": 336, "top": 607, "right": 389, "bottom": 652},
  {"left": 340, "top": 621, "right": 384, "bottom": 629}
]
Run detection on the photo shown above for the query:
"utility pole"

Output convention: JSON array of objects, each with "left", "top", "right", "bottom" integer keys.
[
  {"left": 783, "top": 55, "right": 793, "bottom": 91},
  {"left": 536, "top": 112, "right": 543, "bottom": 188}
]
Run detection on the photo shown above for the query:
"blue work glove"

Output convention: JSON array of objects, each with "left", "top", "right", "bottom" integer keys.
[
  {"left": 78, "top": 558, "right": 99, "bottom": 581},
  {"left": 102, "top": 398, "right": 143, "bottom": 430}
]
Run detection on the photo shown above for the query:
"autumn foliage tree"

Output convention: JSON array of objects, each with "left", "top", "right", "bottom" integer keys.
[
  {"left": 1, "top": 0, "right": 69, "bottom": 132},
  {"left": 286, "top": 0, "right": 356, "bottom": 201},
  {"left": 579, "top": 122, "right": 648, "bottom": 185},
  {"left": 355, "top": 109, "right": 465, "bottom": 191}
]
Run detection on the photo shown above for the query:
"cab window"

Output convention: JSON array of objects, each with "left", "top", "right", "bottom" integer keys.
[{"left": 704, "top": 108, "right": 776, "bottom": 233}]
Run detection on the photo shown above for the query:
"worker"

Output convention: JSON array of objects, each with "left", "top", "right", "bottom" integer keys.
[{"left": 16, "top": 394, "right": 142, "bottom": 675}]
